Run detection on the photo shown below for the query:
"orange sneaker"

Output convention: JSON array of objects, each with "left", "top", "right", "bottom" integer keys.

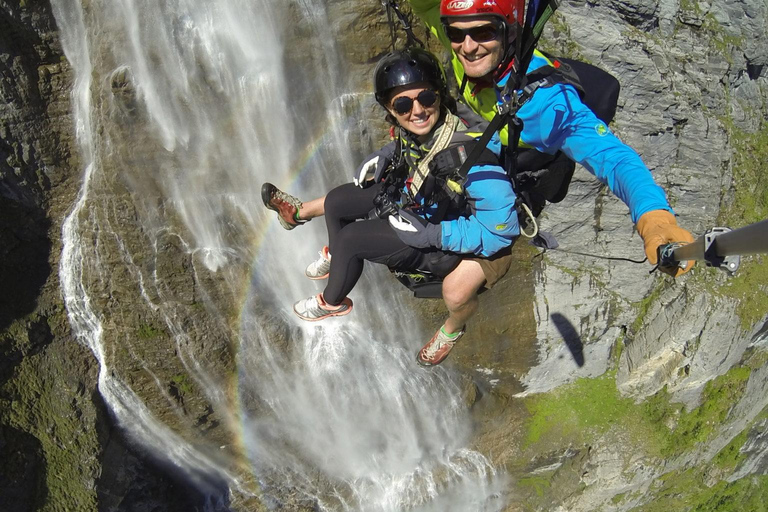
[
  {"left": 261, "top": 182, "right": 307, "bottom": 230},
  {"left": 417, "top": 326, "right": 465, "bottom": 366}
]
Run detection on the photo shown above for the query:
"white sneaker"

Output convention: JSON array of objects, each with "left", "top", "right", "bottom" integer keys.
[
  {"left": 305, "top": 246, "right": 331, "bottom": 280},
  {"left": 293, "top": 293, "right": 353, "bottom": 322}
]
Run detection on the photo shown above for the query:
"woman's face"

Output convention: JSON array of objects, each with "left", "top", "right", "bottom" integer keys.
[{"left": 387, "top": 83, "right": 441, "bottom": 137}]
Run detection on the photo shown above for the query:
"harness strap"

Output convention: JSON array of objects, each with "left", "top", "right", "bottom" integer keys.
[
  {"left": 381, "top": 1, "right": 425, "bottom": 49},
  {"left": 408, "top": 113, "right": 460, "bottom": 196},
  {"left": 453, "top": 69, "right": 553, "bottom": 185}
]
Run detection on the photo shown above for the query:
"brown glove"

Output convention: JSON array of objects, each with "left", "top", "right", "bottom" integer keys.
[{"left": 636, "top": 210, "right": 696, "bottom": 277}]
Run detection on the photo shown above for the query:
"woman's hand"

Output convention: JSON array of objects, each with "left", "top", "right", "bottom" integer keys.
[{"left": 388, "top": 210, "right": 442, "bottom": 249}]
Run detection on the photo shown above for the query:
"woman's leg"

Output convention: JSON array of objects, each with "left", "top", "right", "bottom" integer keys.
[
  {"left": 322, "top": 218, "right": 423, "bottom": 305},
  {"left": 323, "top": 182, "right": 383, "bottom": 251}
]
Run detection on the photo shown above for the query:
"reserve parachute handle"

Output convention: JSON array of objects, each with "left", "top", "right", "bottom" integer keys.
[{"left": 659, "top": 219, "right": 768, "bottom": 274}]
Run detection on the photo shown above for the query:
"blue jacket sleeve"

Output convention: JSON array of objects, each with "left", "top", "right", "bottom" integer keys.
[
  {"left": 518, "top": 83, "right": 672, "bottom": 223},
  {"left": 439, "top": 160, "right": 520, "bottom": 257}
]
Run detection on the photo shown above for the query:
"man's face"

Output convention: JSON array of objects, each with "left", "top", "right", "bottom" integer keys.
[{"left": 446, "top": 19, "right": 505, "bottom": 79}]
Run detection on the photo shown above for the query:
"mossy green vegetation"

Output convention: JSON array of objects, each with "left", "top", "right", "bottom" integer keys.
[
  {"left": 647, "top": 366, "right": 752, "bottom": 456},
  {"left": 540, "top": 12, "right": 585, "bottom": 61},
  {"left": 137, "top": 322, "right": 164, "bottom": 339},
  {"left": 517, "top": 474, "right": 552, "bottom": 498},
  {"left": 523, "top": 372, "right": 615, "bottom": 446},
  {"left": 635, "top": 472, "right": 768, "bottom": 512},
  {"left": 630, "top": 281, "right": 668, "bottom": 333},
  {"left": 171, "top": 372, "right": 193, "bottom": 395},
  {"left": 523, "top": 371, "right": 667, "bottom": 455},
  {"left": 718, "top": 257, "right": 768, "bottom": 330},
  {"left": 519, "top": 358, "right": 763, "bottom": 508},
  {"left": 699, "top": 117, "right": 768, "bottom": 330},
  {"left": 1, "top": 321, "right": 99, "bottom": 510},
  {"left": 721, "top": 119, "right": 768, "bottom": 227}
]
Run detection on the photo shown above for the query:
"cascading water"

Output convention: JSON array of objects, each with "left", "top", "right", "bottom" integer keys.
[{"left": 53, "top": 0, "right": 509, "bottom": 509}]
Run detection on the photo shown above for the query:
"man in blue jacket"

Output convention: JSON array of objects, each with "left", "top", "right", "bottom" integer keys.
[{"left": 407, "top": 0, "right": 694, "bottom": 272}]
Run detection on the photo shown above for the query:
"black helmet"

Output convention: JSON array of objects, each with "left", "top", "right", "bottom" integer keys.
[{"left": 373, "top": 48, "right": 447, "bottom": 106}]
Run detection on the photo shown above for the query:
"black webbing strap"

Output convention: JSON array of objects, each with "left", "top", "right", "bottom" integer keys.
[
  {"left": 382, "top": 1, "right": 425, "bottom": 49},
  {"left": 451, "top": 0, "right": 561, "bottom": 184},
  {"left": 452, "top": 63, "right": 558, "bottom": 185}
]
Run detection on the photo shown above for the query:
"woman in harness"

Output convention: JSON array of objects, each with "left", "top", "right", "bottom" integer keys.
[{"left": 264, "top": 47, "right": 518, "bottom": 366}]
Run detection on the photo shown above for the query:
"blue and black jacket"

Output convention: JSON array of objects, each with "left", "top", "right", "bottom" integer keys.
[
  {"left": 407, "top": 0, "right": 674, "bottom": 223},
  {"left": 391, "top": 110, "right": 519, "bottom": 258}
]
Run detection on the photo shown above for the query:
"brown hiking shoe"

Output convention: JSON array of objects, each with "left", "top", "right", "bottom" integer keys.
[
  {"left": 261, "top": 182, "right": 306, "bottom": 230},
  {"left": 417, "top": 326, "right": 465, "bottom": 366}
]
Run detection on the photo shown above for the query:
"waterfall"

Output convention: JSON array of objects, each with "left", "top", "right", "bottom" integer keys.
[{"left": 53, "top": 0, "right": 508, "bottom": 509}]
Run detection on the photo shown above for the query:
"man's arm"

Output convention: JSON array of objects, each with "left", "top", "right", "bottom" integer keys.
[
  {"left": 518, "top": 83, "right": 695, "bottom": 275},
  {"left": 518, "top": 83, "right": 671, "bottom": 223}
]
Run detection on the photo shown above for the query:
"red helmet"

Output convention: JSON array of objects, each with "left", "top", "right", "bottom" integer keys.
[{"left": 440, "top": 0, "right": 524, "bottom": 26}]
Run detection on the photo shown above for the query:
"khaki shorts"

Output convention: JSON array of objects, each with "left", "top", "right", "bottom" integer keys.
[{"left": 466, "top": 245, "right": 514, "bottom": 289}]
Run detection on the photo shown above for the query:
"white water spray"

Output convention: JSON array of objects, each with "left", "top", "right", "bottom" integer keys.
[{"left": 53, "top": 0, "right": 508, "bottom": 509}]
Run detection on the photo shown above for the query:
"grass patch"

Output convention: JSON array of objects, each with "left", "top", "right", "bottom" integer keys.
[
  {"left": 170, "top": 373, "right": 193, "bottom": 395},
  {"left": 522, "top": 364, "right": 753, "bottom": 458},
  {"left": 631, "top": 281, "right": 667, "bottom": 333},
  {"left": 517, "top": 474, "right": 552, "bottom": 498},
  {"left": 696, "top": 117, "right": 768, "bottom": 330},
  {"left": 2, "top": 345, "right": 100, "bottom": 509},
  {"left": 642, "top": 366, "right": 752, "bottom": 457},
  {"left": 718, "top": 257, "right": 768, "bottom": 330},
  {"left": 721, "top": 120, "right": 768, "bottom": 227},
  {"left": 137, "top": 323, "right": 164, "bottom": 339},
  {"left": 634, "top": 472, "right": 768, "bottom": 512},
  {"left": 523, "top": 371, "right": 667, "bottom": 455}
]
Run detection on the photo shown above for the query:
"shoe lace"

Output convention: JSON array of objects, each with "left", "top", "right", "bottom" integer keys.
[
  {"left": 303, "top": 295, "right": 325, "bottom": 317},
  {"left": 272, "top": 188, "right": 302, "bottom": 210},
  {"left": 423, "top": 331, "right": 452, "bottom": 359}
]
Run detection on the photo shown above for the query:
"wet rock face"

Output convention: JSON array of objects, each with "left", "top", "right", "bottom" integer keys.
[{"left": 0, "top": 1, "right": 217, "bottom": 509}]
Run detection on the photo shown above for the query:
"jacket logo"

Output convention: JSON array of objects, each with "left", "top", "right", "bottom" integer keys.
[
  {"left": 595, "top": 123, "right": 609, "bottom": 136},
  {"left": 446, "top": 0, "right": 475, "bottom": 10},
  {"left": 495, "top": 223, "right": 508, "bottom": 230}
]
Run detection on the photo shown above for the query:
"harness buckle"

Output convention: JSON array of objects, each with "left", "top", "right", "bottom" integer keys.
[{"left": 497, "top": 101, "right": 512, "bottom": 115}]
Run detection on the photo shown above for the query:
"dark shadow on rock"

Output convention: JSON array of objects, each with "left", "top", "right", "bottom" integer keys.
[
  {"left": 0, "top": 193, "right": 52, "bottom": 333},
  {"left": 0, "top": 424, "right": 47, "bottom": 511},
  {"left": 96, "top": 396, "right": 233, "bottom": 512},
  {"left": 551, "top": 313, "right": 585, "bottom": 367}
]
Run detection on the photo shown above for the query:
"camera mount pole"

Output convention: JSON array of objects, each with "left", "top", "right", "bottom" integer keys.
[{"left": 659, "top": 219, "right": 768, "bottom": 273}]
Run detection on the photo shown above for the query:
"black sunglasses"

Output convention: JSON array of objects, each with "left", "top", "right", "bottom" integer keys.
[
  {"left": 444, "top": 23, "right": 502, "bottom": 44},
  {"left": 391, "top": 89, "right": 438, "bottom": 115}
]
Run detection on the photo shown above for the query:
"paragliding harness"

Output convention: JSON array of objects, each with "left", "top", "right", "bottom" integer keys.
[{"left": 371, "top": 128, "right": 495, "bottom": 299}]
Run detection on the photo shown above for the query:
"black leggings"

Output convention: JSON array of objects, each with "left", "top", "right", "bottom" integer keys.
[{"left": 322, "top": 183, "right": 460, "bottom": 305}]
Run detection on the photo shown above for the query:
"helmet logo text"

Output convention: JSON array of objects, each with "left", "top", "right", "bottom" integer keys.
[{"left": 446, "top": 0, "right": 475, "bottom": 11}]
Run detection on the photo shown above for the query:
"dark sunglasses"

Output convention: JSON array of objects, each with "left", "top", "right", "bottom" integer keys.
[
  {"left": 391, "top": 89, "right": 438, "bottom": 115},
  {"left": 444, "top": 23, "right": 501, "bottom": 44}
]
